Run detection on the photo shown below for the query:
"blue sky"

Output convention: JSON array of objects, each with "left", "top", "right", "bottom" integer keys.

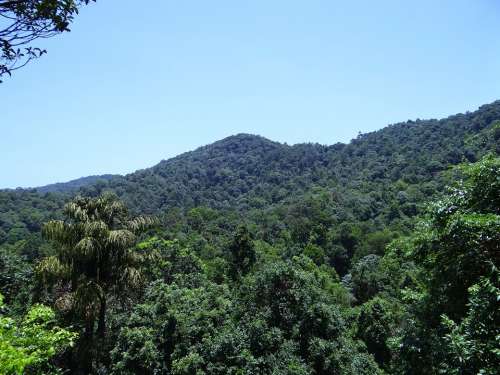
[{"left": 1, "top": 0, "right": 499, "bottom": 188}]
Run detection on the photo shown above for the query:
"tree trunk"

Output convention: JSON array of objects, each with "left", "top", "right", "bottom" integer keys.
[
  {"left": 97, "top": 296, "right": 106, "bottom": 338},
  {"left": 80, "top": 319, "right": 94, "bottom": 374}
]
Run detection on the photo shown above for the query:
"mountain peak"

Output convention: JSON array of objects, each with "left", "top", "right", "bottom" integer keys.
[
  {"left": 213, "top": 133, "right": 279, "bottom": 146},
  {"left": 198, "top": 133, "right": 283, "bottom": 155}
]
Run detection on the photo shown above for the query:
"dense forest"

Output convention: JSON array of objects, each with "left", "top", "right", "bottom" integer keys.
[{"left": 1, "top": 101, "right": 499, "bottom": 374}]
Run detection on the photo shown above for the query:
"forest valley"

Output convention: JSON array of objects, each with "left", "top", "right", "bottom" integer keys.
[{"left": 0, "top": 101, "right": 499, "bottom": 374}]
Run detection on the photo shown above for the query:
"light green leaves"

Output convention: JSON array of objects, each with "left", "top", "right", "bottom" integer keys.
[{"left": 0, "top": 293, "right": 77, "bottom": 375}]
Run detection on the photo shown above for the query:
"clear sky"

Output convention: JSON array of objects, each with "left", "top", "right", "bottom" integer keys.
[{"left": 1, "top": 0, "right": 500, "bottom": 188}]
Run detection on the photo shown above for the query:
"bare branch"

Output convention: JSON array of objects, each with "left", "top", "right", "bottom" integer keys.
[{"left": 1, "top": 0, "right": 95, "bottom": 82}]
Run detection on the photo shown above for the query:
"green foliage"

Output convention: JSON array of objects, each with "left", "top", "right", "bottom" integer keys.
[
  {"left": 356, "top": 297, "right": 401, "bottom": 369},
  {"left": 3, "top": 101, "right": 500, "bottom": 253},
  {"left": 137, "top": 237, "right": 204, "bottom": 285},
  {"left": 0, "top": 244, "right": 32, "bottom": 313},
  {"left": 35, "top": 193, "right": 156, "bottom": 372},
  {"left": 226, "top": 256, "right": 378, "bottom": 374},
  {"left": 0, "top": 293, "right": 77, "bottom": 374},
  {"left": 110, "top": 252, "right": 378, "bottom": 374},
  {"left": 0, "top": 103, "right": 499, "bottom": 374},
  {"left": 413, "top": 155, "right": 500, "bottom": 323},
  {"left": 384, "top": 155, "right": 500, "bottom": 374},
  {"left": 349, "top": 255, "right": 384, "bottom": 304},
  {"left": 227, "top": 225, "right": 256, "bottom": 279},
  {"left": 110, "top": 279, "right": 232, "bottom": 374},
  {"left": 440, "top": 268, "right": 500, "bottom": 374}
]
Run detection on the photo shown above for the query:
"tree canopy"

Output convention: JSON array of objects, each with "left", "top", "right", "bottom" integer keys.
[{"left": 0, "top": 103, "right": 498, "bottom": 374}]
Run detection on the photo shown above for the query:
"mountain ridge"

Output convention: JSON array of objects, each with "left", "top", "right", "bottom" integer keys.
[
  {"left": 4, "top": 100, "right": 500, "bottom": 192},
  {"left": 0, "top": 100, "right": 499, "bottom": 247},
  {"left": 30, "top": 100, "right": 500, "bottom": 191},
  {"left": 35, "top": 174, "right": 118, "bottom": 194}
]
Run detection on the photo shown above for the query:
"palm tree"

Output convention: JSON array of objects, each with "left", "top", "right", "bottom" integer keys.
[{"left": 36, "top": 193, "right": 156, "bottom": 342}]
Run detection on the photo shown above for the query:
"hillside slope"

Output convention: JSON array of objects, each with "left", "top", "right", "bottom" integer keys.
[
  {"left": 36, "top": 174, "right": 117, "bottom": 193},
  {"left": 1, "top": 101, "right": 499, "bottom": 249},
  {"left": 82, "top": 100, "right": 500, "bottom": 218}
]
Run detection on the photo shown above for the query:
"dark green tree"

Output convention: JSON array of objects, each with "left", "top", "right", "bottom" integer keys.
[
  {"left": 393, "top": 155, "right": 500, "bottom": 374},
  {"left": 227, "top": 225, "right": 256, "bottom": 279},
  {"left": 110, "top": 279, "right": 232, "bottom": 375},
  {"left": 357, "top": 297, "right": 400, "bottom": 369},
  {"left": 440, "top": 268, "right": 499, "bottom": 375},
  {"left": 350, "top": 255, "right": 384, "bottom": 304}
]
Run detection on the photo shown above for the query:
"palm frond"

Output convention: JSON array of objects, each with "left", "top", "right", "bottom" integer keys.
[
  {"left": 120, "top": 266, "right": 143, "bottom": 289},
  {"left": 35, "top": 256, "right": 70, "bottom": 285},
  {"left": 64, "top": 201, "right": 89, "bottom": 222},
  {"left": 104, "top": 199, "right": 127, "bottom": 219},
  {"left": 75, "top": 237, "right": 97, "bottom": 257},
  {"left": 126, "top": 250, "right": 144, "bottom": 265},
  {"left": 74, "top": 281, "right": 103, "bottom": 319},
  {"left": 126, "top": 215, "right": 158, "bottom": 233},
  {"left": 107, "top": 229, "right": 136, "bottom": 249},
  {"left": 38, "top": 193, "right": 150, "bottom": 324},
  {"left": 83, "top": 220, "right": 109, "bottom": 237},
  {"left": 42, "top": 220, "right": 67, "bottom": 241}
]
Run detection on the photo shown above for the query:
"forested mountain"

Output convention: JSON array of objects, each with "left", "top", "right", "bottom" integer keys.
[
  {"left": 68, "top": 100, "right": 500, "bottom": 215},
  {"left": 1, "top": 101, "right": 499, "bottom": 374},
  {"left": 1, "top": 101, "right": 499, "bottom": 252},
  {"left": 35, "top": 174, "right": 117, "bottom": 194}
]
